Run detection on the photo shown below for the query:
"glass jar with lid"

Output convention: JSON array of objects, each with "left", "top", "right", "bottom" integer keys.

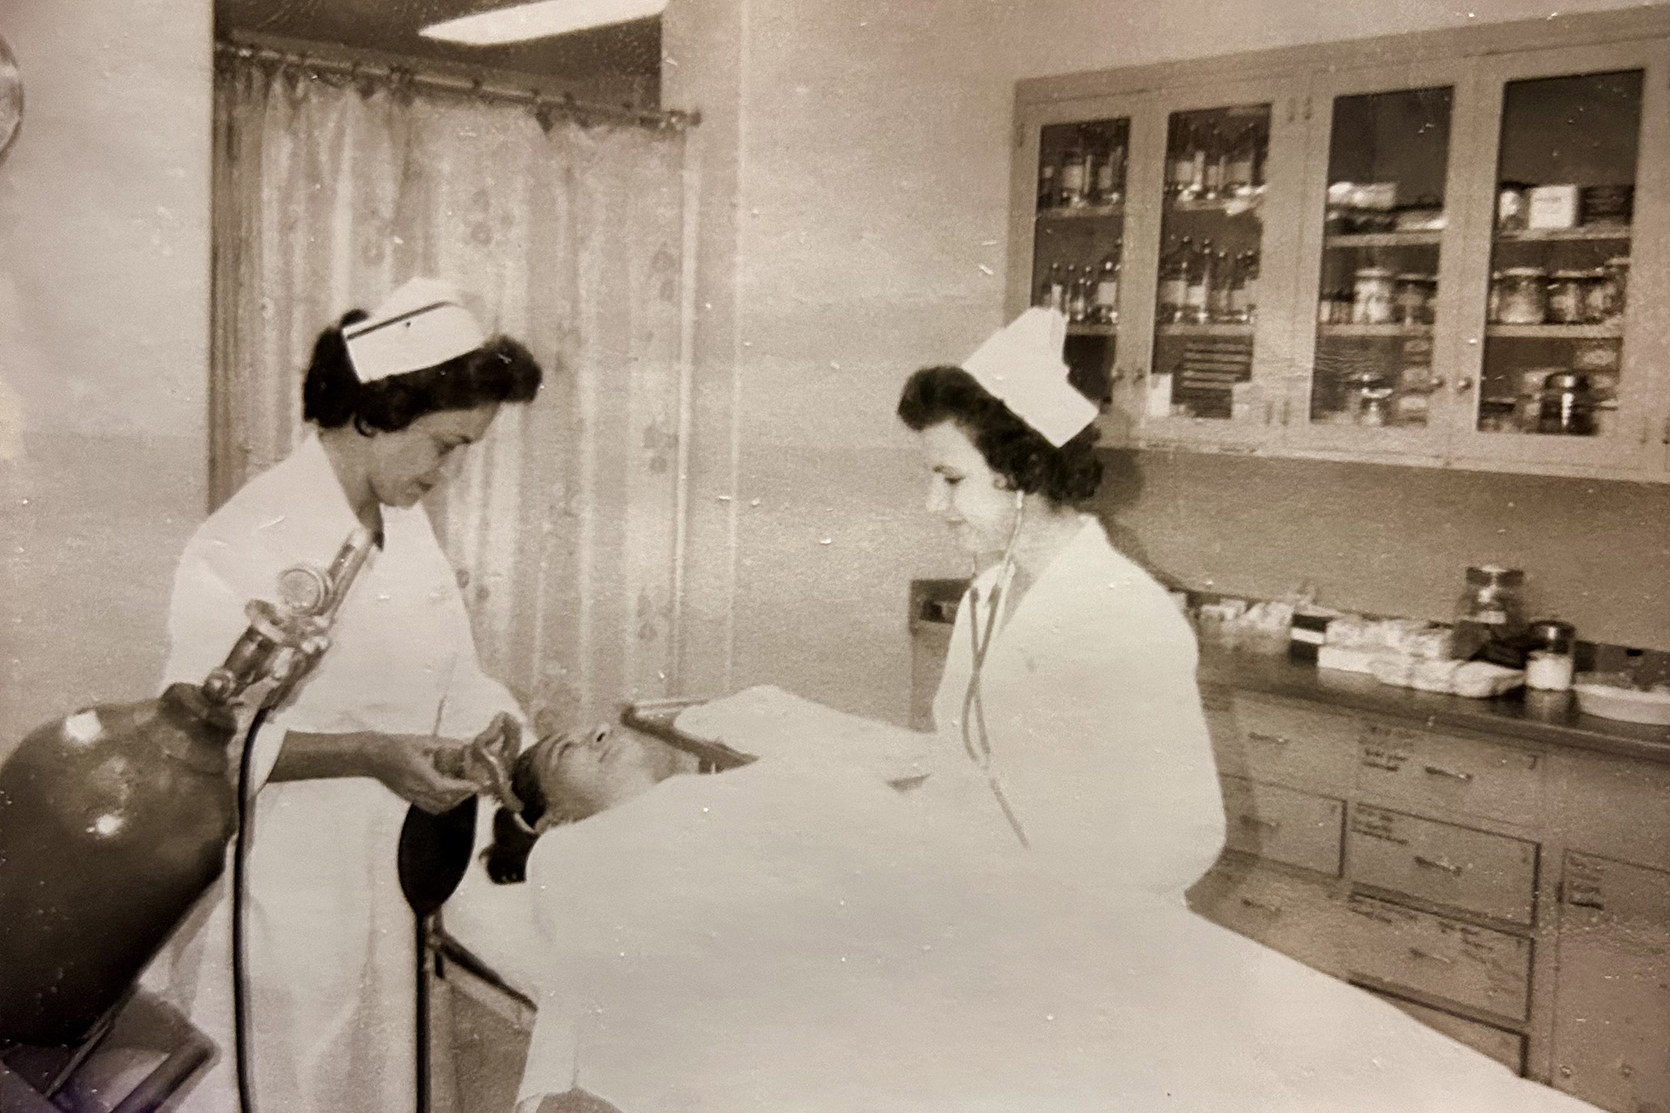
[
  {"left": 1394, "top": 273, "right": 1436, "bottom": 325},
  {"left": 1546, "top": 270, "right": 1588, "bottom": 324},
  {"left": 1352, "top": 267, "right": 1397, "bottom": 325},
  {"left": 1603, "top": 256, "right": 1630, "bottom": 321},
  {"left": 1495, "top": 267, "right": 1547, "bottom": 324},
  {"left": 1454, "top": 565, "right": 1527, "bottom": 658}
]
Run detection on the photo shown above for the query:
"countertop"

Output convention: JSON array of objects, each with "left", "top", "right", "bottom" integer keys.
[{"left": 1199, "top": 646, "right": 1670, "bottom": 767}]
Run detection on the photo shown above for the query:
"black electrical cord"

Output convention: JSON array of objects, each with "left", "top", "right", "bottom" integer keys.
[{"left": 231, "top": 707, "right": 267, "bottom": 1113}]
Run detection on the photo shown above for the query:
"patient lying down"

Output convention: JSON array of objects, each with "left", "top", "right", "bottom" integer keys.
[{"left": 481, "top": 719, "right": 1596, "bottom": 1113}]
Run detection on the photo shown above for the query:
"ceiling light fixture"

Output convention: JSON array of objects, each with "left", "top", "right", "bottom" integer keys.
[{"left": 420, "top": 0, "right": 666, "bottom": 46}]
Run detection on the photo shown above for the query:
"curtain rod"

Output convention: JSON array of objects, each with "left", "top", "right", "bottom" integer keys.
[{"left": 215, "top": 40, "right": 700, "bottom": 133}]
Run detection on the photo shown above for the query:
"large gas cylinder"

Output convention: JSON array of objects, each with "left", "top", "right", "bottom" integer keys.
[{"left": 0, "top": 683, "right": 238, "bottom": 1044}]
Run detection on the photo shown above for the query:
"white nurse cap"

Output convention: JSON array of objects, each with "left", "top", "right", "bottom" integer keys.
[
  {"left": 961, "top": 308, "right": 1098, "bottom": 447},
  {"left": 343, "top": 277, "right": 487, "bottom": 383}
]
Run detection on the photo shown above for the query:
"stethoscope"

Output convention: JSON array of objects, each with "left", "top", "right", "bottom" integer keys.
[{"left": 959, "top": 487, "right": 1030, "bottom": 849}]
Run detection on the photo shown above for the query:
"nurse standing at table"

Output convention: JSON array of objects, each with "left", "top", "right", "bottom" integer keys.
[{"left": 144, "top": 278, "right": 543, "bottom": 1113}]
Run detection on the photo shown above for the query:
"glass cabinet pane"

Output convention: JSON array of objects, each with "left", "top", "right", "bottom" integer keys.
[
  {"left": 1031, "top": 118, "right": 1130, "bottom": 405},
  {"left": 1478, "top": 69, "right": 1641, "bottom": 438},
  {"left": 1148, "top": 104, "right": 1270, "bottom": 421},
  {"left": 1310, "top": 86, "right": 1453, "bottom": 429}
]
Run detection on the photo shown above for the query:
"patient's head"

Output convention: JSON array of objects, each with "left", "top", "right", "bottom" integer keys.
[
  {"left": 484, "top": 723, "right": 699, "bottom": 883},
  {"left": 536, "top": 723, "right": 700, "bottom": 822}
]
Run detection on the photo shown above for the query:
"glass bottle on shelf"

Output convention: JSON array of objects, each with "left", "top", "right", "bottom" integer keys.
[
  {"left": 1059, "top": 137, "right": 1088, "bottom": 209},
  {"left": 1158, "top": 237, "right": 1189, "bottom": 324},
  {"left": 1067, "top": 266, "right": 1091, "bottom": 322},
  {"left": 1103, "top": 141, "right": 1126, "bottom": 205},
  {"left": 1225, "top": 126, "right": 1254, "bottom": 196},
  {"left": 1207, "top": 249, "right": 1233, "bottom": 323},
  {"left": 1184, "top": 238, "right": 1213, "bottom": 324},
  {"left": 1093, "top": 252, "right": 1121, "bottom": 324},
  {"left": 1039, "top": 262, "right": 1067, "bottom": 312},
  {"left": 1187, "top": 126, "right": 1208, "bottom": 200},
  {"left": 1203, "top": 125, "right": 1225, "bottom": 200},
  {"left": 1169, "top": 122, "right": 1193, "bottom": 198}
]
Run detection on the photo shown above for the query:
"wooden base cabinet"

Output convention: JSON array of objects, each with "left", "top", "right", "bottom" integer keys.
[{"left": 1191, "top": 685, "right": 1670, "bottom": 1113}]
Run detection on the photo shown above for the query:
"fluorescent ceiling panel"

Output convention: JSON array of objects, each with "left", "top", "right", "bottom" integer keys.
[{"left": 421, "top": 0, "right": 666, "bottom": 45}]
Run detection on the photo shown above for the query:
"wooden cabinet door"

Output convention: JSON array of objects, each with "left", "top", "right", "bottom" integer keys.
[{"left": 1551, "top": 853, "right": 1670, "bottom": 1113}]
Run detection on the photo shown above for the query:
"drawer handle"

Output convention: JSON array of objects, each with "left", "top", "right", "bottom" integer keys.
[
  {"left": 1238, "top": 814, "right": 1281, "bottom": 830},
  {"left": 1239, "top": 896, "right": 1283, "bottom": 915},
  {"left": 1414, "top": 854, "right": 1465, "bottom": 877},
  {"left": 1408, "top": 946, "right": 1455, "bottom": 965},
  {"left": 1248, "top": 732, "right": 1292, "bottom": 747},
  {"left": 1423, "top": 764, "right": 1475, "bottom": 783}
]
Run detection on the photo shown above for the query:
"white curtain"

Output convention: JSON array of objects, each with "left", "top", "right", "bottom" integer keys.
[{"left": 211, "top": 54, "right": 694, "bottom": 728}]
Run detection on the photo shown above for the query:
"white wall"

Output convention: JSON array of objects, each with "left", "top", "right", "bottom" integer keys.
[
  {"left": 0, "top": 0, "right": 213, "bottom": 749},
  {"left": 663, "top": 0, "right": 1665, "bottom": 724}
]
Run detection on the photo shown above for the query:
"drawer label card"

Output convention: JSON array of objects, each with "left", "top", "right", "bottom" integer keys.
[
  {"left": 1350, "top": 805, "right": 1410, "bottom": 847},
  {"left": 1360, "top": 744, "right": 1411, "bottom": 773}
]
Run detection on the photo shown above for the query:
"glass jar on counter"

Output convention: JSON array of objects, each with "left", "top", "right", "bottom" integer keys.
[
  {"left": 1352, "top": 267, "right": 1397, "bottom": 325},
  {"left": 1525, "top": 619, "right": 1577, "bottom": 692},
  {"left": 1454, "top": 565, "right": 1526, "bottom": 657},
  {"left": 1546, "top": 270, "right": 1589, "bottom": 324},
  {"left": 1495, "top": 266, "right": 1548, "bottom": 325}
]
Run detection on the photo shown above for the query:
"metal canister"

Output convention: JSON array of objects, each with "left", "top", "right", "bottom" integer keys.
[
  {"left": 1352, "top": 267, "right": 1397, "bottom": 325},
  {"left": 1538, "top": 371, "right": 1597, "bottom": 436}
]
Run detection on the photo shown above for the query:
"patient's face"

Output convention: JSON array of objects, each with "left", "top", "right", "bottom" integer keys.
[{"left": 534, "top": 724, "right": 698, "bottom": 822}]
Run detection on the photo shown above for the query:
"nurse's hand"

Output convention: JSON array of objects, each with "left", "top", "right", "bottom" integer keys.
[{"left": 363, "top": 733, "right": 480, "bottom": 814}]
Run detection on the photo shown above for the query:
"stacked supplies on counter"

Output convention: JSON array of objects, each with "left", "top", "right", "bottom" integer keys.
[{"left": 1314, "top": 615, "right": 1524, "bottom": 698}]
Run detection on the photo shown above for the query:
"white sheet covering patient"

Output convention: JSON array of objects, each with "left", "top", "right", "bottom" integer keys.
[{"left": 475, "top": 706, "right": 1594, "bottom": 1113}]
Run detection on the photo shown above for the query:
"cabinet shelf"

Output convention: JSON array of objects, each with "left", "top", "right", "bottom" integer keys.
[
  {"left": 1486, "top": 324, "right": 1622, "bottom": 340},
  {"left": 1037, "top": 203, "right": 1124, "bottom": 221},
  {"left": 1495, "top": 226, "right": 1632, "bottom": 243},
  {"left": 1318, "top": 323, "right": 1434, "bottom": 338},
  {"left": 1325, "top": 231, "right": 1444, "bottom": 248},
  {"left": 1157, "top": 322, "right": 1256, "bottom": 338}
]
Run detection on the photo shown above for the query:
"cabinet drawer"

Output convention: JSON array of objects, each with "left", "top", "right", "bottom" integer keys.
[
  {"left": 1355, "top": 719, "right": 1544, "bottom": 826},
  {"left": 1215, "top": 695, "right": 1357, "bottom": 793},
  {"left": 1221, "top": 776, "right": 1344, "bottom": 876},
  {"left": 1346, "top": 804, "right": 1538, "bottom": 925},
  {"left": 1189, "top": 862, "right": 1347, "bottom": 973},
  {"left": 1365, "top": 990, "right": 1526, "bottom": 1074},
  {"left": 1345, "top": 894, "right": 1532, "bottom": 1021}
]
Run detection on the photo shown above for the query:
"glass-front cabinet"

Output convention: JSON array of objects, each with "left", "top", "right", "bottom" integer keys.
[
  {"left": 1289, "top": 65, "right": 1469, "bottom": 460},
  {"left": 1010, "top": 22, "right": 1670, "bottom": 481}
]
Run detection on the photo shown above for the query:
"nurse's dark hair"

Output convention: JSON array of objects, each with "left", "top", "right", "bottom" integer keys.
[
  {"left": 896, "top": 364, "right": 1102, "bottom": 504},
  {"left": 302, "top": 309, "right": 544, "bottom": 433}
]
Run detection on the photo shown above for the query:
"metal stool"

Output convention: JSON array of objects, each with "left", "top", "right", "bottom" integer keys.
[{"left": 0, "top": 991, "right": 215, "bottom": 1113}]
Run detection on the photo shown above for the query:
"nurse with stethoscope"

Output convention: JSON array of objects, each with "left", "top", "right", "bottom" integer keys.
[{"left": 145, "top": 279, "right": 545, "bottom": 1113}]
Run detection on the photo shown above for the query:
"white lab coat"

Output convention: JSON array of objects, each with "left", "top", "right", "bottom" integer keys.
[
  {"left": 928, "top": 513, "right": 1227, "bottom": 897},
  {"left": 143, "top": 433, "right": 521, "bottom": 1113}
]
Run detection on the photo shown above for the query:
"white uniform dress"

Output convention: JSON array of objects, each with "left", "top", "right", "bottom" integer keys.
[
  {"left": 927, "top": 513, "right": 1227, "bottom": 897},
  {"left": 144, "top": 432, "right": 522, "bottom": 1113}
]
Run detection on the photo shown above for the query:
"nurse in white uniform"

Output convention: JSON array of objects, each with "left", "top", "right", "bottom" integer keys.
[
  {"left": 146, "top": 278, "right": 543, "bottom": 1113},
  {"left": 897, "top": 307, "right": 1226, "bottom": 897}
]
